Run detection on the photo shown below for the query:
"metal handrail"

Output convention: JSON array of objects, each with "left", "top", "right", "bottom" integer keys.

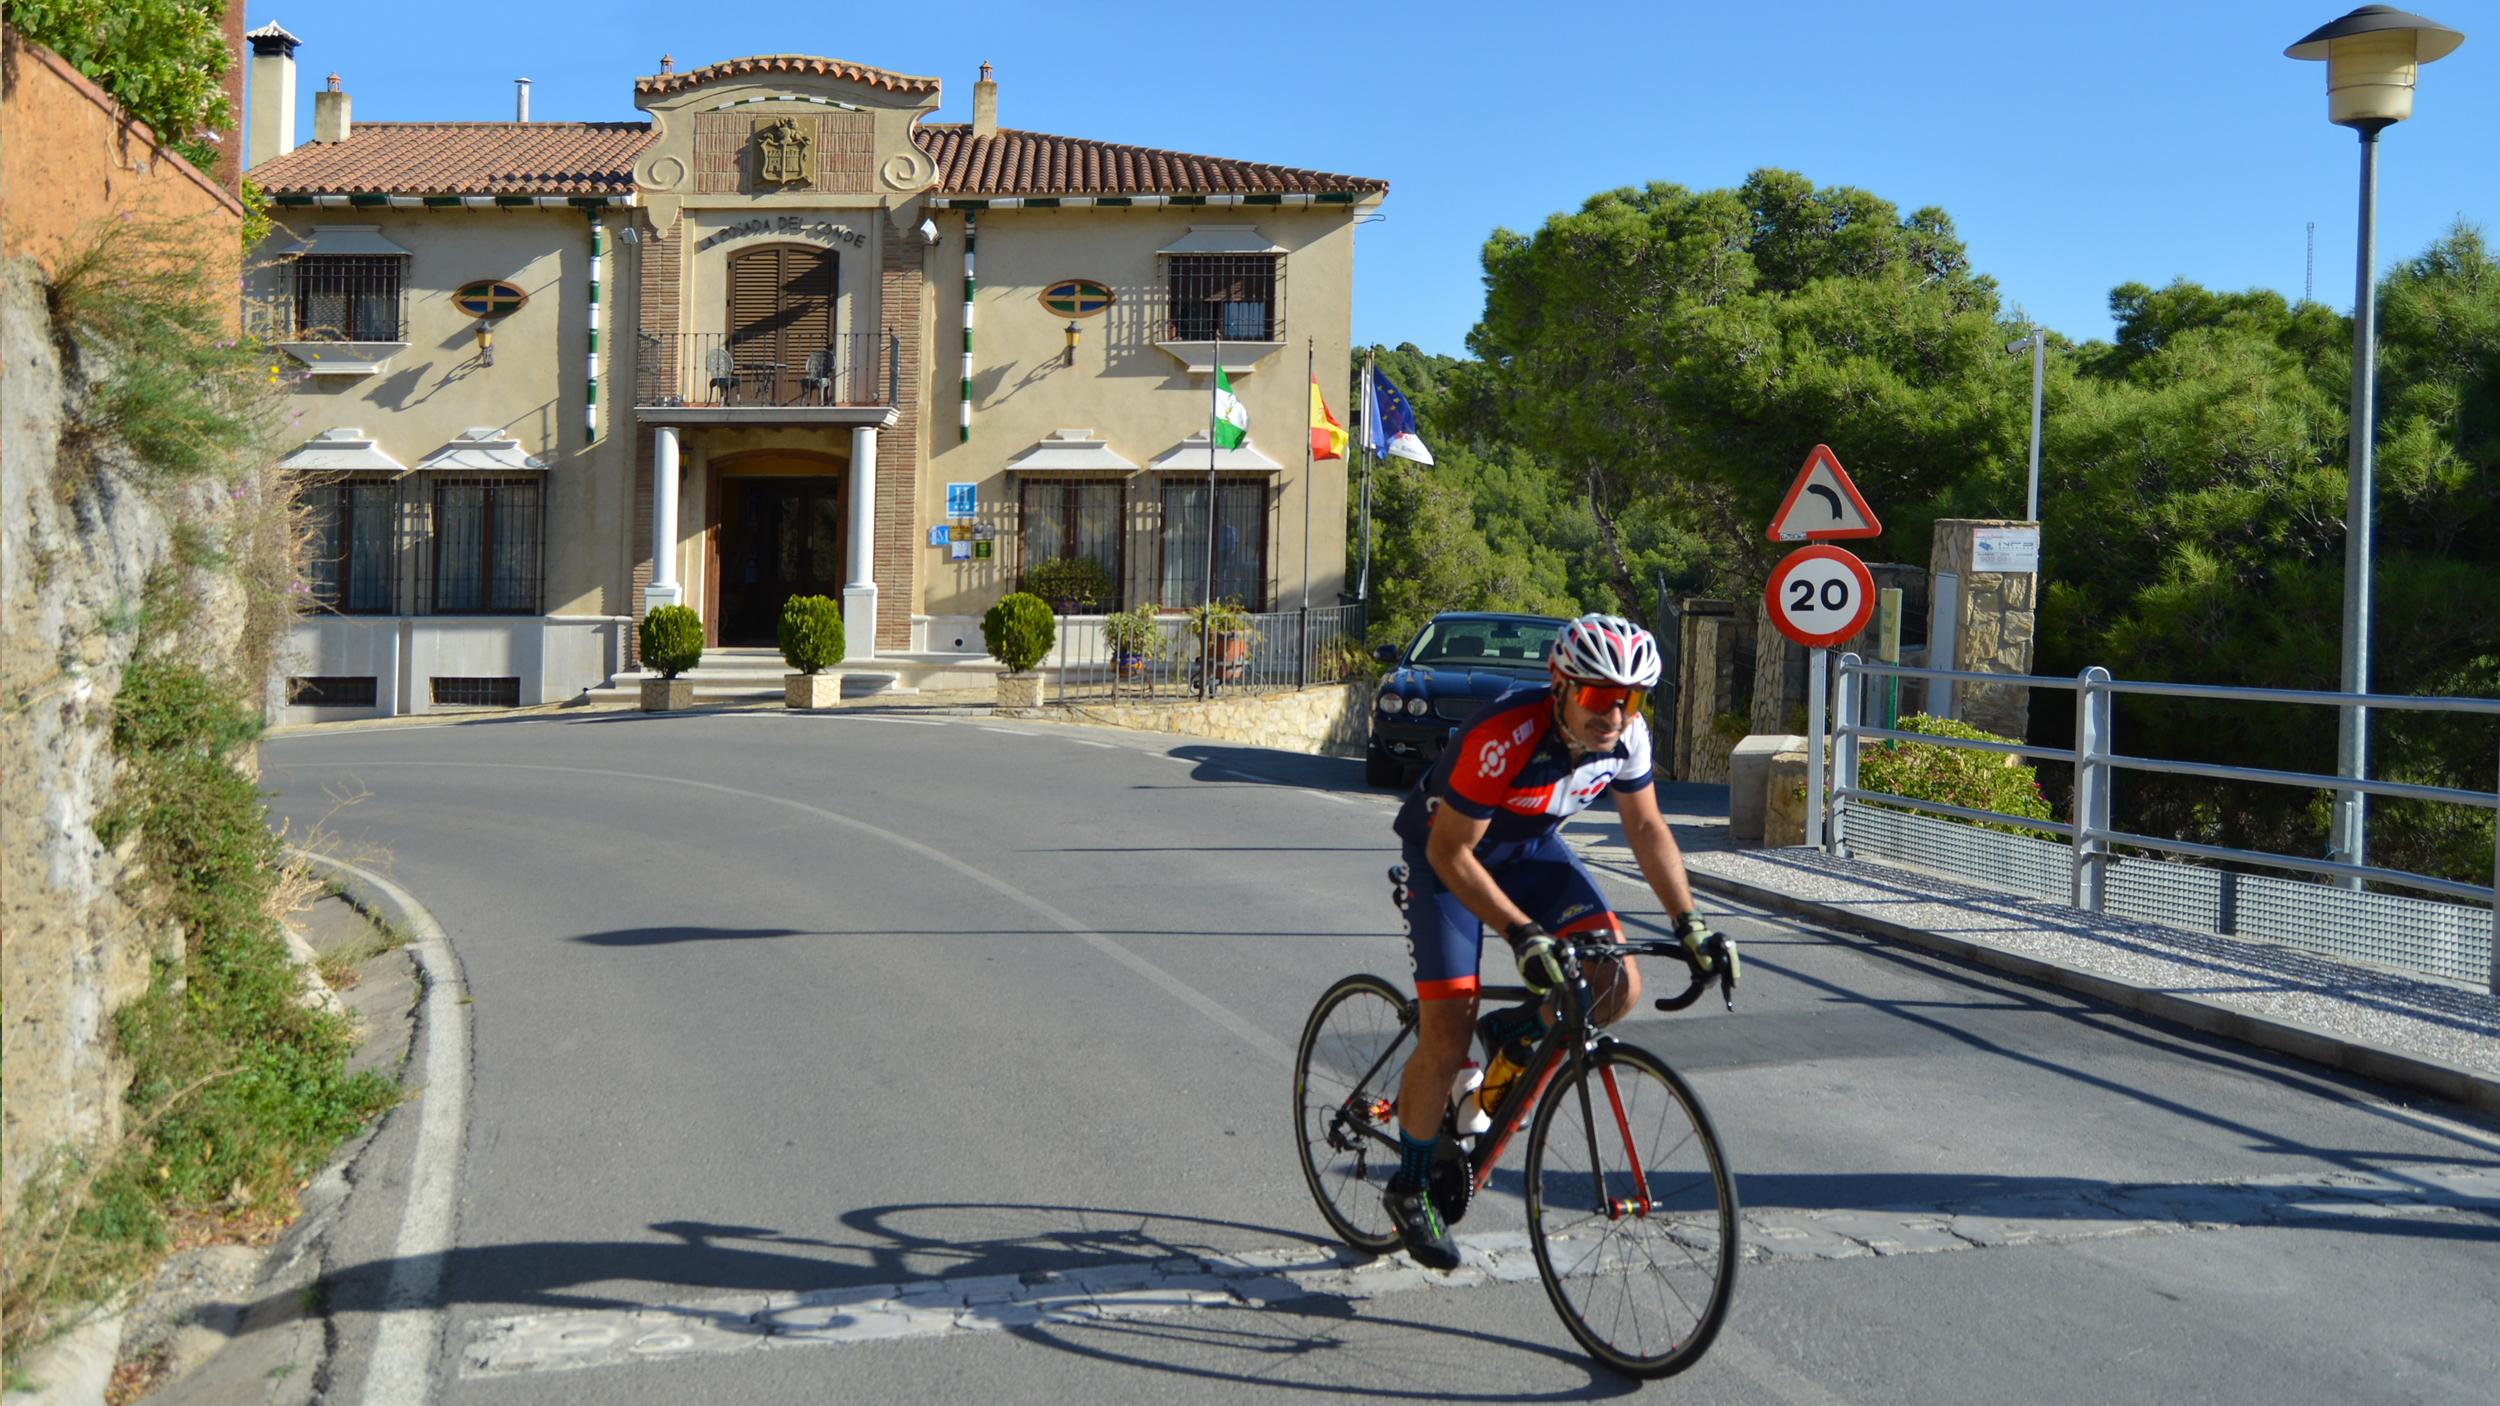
[{"left": 1822, "top": 651, "right": 2500, "bottom": 993}]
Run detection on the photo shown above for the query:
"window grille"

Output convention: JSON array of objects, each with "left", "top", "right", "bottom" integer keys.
[
  {"left": 292, "top": 255, "right": 407, "bottom": 341},
  {"left": 288, "top": 676, "right": 378, "bottom": 708},
  {"left": 1166, "top": 254, "right": 1278, "bottom": 341},
  {"left": 1018, "top": 478, "right": 1125, "bottom": 608},
  {"left": 428, "top": 477, "right": 544, "bottom": 614},
  {"left": 429, "top": 676, "right": 521, "bottom": 708},
  {"left": 1158, "top": 477, "right": 1270, "bottom": 609},
  {"left": 299, "top": 476, "right": 400, "bottom": 613}
]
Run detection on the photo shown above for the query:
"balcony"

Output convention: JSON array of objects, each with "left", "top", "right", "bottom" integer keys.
[{"left": 635, "top": 331, "right": 895, "bottom": 423}]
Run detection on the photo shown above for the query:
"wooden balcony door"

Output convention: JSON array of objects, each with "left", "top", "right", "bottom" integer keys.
[{"left": 726, "top": 245, "right": 836, "bottom": 405}]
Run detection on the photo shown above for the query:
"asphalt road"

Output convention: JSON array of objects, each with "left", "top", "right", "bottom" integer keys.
[{"left": 261, "top": 709, "right": 2500, "bottom": 1404}]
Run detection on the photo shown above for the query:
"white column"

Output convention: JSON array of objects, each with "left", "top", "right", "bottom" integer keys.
[
  {"left": 843, "top": 425, "right": 878, "bottom": 659},
  {"left": 647, "top": 425, "right": 683, "bottom": 609}
]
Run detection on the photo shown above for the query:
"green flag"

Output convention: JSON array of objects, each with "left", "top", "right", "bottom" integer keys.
[{"left": 1212, "top": 362, "right": 1249, "bottom": 450}]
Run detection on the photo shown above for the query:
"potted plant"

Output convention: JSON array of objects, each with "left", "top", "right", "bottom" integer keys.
[
  {"left": 1102, "top": 602, "right": 1165, "bottom": 694},
  {"left": 1185, "top": 598, "right": 1257, "bottom": 691},
  {"left": 778, "top": 594, "right": 846, "bottom": 709},
  {"left": 1022, "top": 554, "right": 1115, "bottom": 615},
  {"left": 638, "top": 605, "right": 704, "bottom": 711},
  {"left": 982, "top": 590, "right": 1056, "bottom": 712}
]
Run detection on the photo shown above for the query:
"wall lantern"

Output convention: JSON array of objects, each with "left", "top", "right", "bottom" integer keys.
[
  {"left": 1063, "top": 320, "right": 1081, "bottom": 366},
  {"left": 473, "top": 320, "right": 495, "bottom": 367}
]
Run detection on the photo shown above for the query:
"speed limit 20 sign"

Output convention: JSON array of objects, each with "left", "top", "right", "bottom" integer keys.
[{"left": 1766, "top": 544, "right": 1875, "bottom": 649}]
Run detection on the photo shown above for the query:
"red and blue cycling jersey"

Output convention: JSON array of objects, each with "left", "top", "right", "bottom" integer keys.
[{"left": 1392, "top": 684, "right": 1655, "bottom": 859}]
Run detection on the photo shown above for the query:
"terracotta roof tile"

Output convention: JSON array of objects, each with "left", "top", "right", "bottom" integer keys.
[
  {"left": 249, "top": 122, "right": 650, "bottom": 197},
  {"left": 635, "top": 55, "right": 939, "bottom": 98},
  {"left": 913, "top": 125, "right": 1386, "bottom": 197}
]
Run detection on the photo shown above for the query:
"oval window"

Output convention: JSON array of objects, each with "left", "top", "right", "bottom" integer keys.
[
  {"left": 453, "top": 280, "right": 529, "bottom": 317},
  {"left": 1040, "top": 279, "right": 1114, "bottom": 317}
]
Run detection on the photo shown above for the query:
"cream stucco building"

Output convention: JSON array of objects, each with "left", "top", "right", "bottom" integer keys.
[{"left": 242, "top": 26, "right": 1385, "bottom": 719}]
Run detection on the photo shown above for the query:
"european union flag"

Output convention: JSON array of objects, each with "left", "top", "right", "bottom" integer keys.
[{"left": 1365, "top": 371, "right": 1435, "bottom": 466}]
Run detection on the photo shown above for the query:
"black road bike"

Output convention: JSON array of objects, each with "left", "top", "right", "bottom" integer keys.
[{"left": 1292, "top": 866, "right": 1741, "bottom": 1378}]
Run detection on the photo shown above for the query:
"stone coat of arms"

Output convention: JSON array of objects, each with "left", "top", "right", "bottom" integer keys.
[{"left": 756, "top": 119, "right": 812, "bottom": 185}]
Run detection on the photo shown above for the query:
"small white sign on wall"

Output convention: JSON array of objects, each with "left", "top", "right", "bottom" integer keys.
[{"left": 1972, "top": 526, "right": 2040, "bottom": 574}]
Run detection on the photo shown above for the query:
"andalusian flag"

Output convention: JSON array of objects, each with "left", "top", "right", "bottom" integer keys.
[
  {"left": 1212, "top": 362, "right": 1249, "bottom": 449},
  {"left": 1308, "top": 375, "right": 1347, "bottom": 461}
]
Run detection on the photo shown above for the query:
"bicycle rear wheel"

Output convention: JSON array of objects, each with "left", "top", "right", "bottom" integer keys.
[
  {"left": 1523, "top": 1042, "right": 1738, "bottom": 1378},
  {"left": 1292, "top": 974, "right": 1414, "bottom": 1254}
]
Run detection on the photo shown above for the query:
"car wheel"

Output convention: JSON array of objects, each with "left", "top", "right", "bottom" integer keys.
[{"left": 1364, "top": 747, "right": 1402, "bottom": 788}]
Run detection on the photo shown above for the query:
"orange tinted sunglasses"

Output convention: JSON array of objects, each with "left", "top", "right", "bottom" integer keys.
[{"left": 1565, "top": 683, "right": 1646, "bottom": 714}]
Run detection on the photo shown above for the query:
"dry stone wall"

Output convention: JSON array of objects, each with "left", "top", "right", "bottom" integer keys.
[{"left": 1056, "top": 682, "right": 1372, "bottom": 759}]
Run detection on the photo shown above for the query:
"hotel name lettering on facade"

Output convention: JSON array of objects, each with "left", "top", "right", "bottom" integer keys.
[{"left": 696, "top": 216, "right": 870, "bottom": 252}]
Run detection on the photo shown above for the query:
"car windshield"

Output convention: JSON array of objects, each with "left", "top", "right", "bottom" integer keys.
[{"left": 1406, "top": 619, "right": 1561, "bottom": 669}]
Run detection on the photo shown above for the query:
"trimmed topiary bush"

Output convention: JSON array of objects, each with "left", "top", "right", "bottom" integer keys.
[
  {"left": 777, "top": 594, "right": 845, "bottom": 674},
  {"left": 640, "top": 605, "right": 705, "bottom": 679},
  {"left": 1023, "top": 554, "right": 1115, "bottom": 611},
  {"left": 982, "top": 591, "right": 1056, "bottom": 673},
  {"left": 1858, "top": 713, "right": 2056, "bottom": 838}
]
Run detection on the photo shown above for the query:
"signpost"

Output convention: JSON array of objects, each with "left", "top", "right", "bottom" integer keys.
[{"left": 1764, "top": 443, "right": 1883, "bottom": 848}]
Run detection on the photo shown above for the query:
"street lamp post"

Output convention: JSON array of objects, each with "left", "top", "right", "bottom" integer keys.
[
  {"left": 2285, "top": 5, "right": 2465, "bottom": 881},
  {"left": 2006, "top": 330, "right": 2046, "bottom": 522}
]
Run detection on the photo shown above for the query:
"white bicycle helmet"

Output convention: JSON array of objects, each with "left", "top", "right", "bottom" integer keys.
[{"left": 1550, "top": 613, "right": 1663, "bottom": 689}]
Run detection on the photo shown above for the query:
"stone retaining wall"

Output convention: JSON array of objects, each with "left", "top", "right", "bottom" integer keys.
[{"left": 1053, "top": 681, "right": 1372, "bottom": 758}]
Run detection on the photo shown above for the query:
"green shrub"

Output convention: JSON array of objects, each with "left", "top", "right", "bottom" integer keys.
[
  {"left": 982, "top": 592, "right": 1057, "bottom": 673},
  {"left": 777, "top": 595, "right": 844, "bottom": 674},
  {"left": 1102, "top": 603, "right": 1166, "bottom": 662},
  {"left": 1022, "top": 555, "right": 1115, "bottom": 611},
  {"left": 1857, "top": 713, "right": 2057, "bottom": 838},
  {"left": 640, "top": 605, "right": 705, "bottom": 679},
  {"left": 1184, "top": 598, "right": 1257, "bottom": 649}
]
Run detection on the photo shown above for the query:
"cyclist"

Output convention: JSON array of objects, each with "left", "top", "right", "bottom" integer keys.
[{"left": 1380, "top": 612, "right": 1731, "bottom": 1271}]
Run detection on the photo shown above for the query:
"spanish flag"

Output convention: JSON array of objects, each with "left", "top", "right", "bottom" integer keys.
[{"left": 1309, "top": 375, "right": 1348, "bottom": 462}]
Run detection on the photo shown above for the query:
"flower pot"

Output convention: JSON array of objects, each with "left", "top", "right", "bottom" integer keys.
[
  {"left": 785, "top": 672, "right": 842, "bottom": 710},
  {"left": 640, "top": 678, "right": 695, "bottom": 712},
  {"left": 996, "top": 671, "right": 1044, "bottom": 711}
]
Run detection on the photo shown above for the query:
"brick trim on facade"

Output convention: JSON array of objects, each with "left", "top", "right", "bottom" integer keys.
[{"left": 875, "top": 217, "right": 925, "bottom": 651}]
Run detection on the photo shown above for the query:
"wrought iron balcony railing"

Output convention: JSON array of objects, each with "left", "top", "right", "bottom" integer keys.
[{"left": 635, "top": 330, "right": 891, "bottom": 410}]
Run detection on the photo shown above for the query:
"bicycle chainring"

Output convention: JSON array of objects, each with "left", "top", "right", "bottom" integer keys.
[{"left": 1427, "top": 1141, "right": 1473, "bottom": 1227}]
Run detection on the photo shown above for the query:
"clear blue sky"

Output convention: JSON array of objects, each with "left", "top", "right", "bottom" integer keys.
[{"left": 247, "top": 0, "right": 2496, "bottom": 357}]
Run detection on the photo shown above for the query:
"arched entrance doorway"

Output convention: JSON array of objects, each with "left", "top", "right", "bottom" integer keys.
[{"left": 704, "top": 448, "right": 848, "bottom": 645}]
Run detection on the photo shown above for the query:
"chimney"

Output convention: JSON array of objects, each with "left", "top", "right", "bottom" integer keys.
[
  {"left": 972, "top": 62, "right": 997, "bottom": 139},
  {"left": 314, "top": 72, "right": 351, "bottom": 143},
  {"left": 244, "top": 22, "right": 300, "bottom": 169},
  {"left": 515, "top": 77, "right": 532, "bottom": 121}
]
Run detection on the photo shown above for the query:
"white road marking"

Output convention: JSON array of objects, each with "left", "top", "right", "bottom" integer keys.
[
  {"left": 295, "top": 854, "right": 470, "bottom": 1406},
  {"left": 979, "top": 726, "right": 1036, "bottom": 736},
  {"left": 850, "top": 716, "right": 944, "bottom": 726},
  {"left": 1069, "top": 739, "right": 1115, "bottom": 749}
]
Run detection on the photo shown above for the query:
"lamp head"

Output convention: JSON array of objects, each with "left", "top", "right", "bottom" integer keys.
[
  {"left": 474, "top": 320, "right": 495, "bottom": 367},
  {"left": 2286, "top": 6, "right": 2466, "bottom": 130},
  {"left": 1063, "top": 320, "right": 1081, "bottom": 366}
]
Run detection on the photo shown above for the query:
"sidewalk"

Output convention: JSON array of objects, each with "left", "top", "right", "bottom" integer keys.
[{"left": 1567, "top": 783, "right": 2500, "bottom": 1118}]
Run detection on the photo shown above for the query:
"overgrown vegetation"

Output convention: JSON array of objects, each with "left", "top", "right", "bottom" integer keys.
[
  {"left": 4, "top": 0, "right": 235, "bottom": 174},
  {"left": 1354, "top": 169, "right": 2497, "bottom": 883},
  {"left": 1856, "top": 715, "right": 2058, "bottom": 840},
  {"left": 1021, "top": 555, "right": 1115, "bottom": 611}
]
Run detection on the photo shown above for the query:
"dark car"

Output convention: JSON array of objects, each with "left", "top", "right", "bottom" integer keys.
[{"left": 1365, "top": 612, "right": 1569, "bottom": 787}]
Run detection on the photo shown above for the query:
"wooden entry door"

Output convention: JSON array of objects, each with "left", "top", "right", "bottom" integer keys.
[
  {"left": 726, "top": 245, "right": 836, "bottom": 405},
  {"left": 719, "top": 476, "right": 844, "bottom": 644}
]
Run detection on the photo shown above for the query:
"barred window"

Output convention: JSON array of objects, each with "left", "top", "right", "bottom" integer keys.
[
  {"left": 431, "top": 477, "right": 543, "bottom": 613},
  {"left": 299, "top": 477, "right": 399, "bottom": 613},
  {"left": 1019, "top": 479, "right": 1125, "bottom": 607},
  {"left": 293, "top": 255, "right": 406, "bottom": 341},
  {"left": 1166, "top": 255, "right": 1277, "bottom": 341},
  {"left": 1158, "top": 478, "right": 1267, "bottom": 609}
]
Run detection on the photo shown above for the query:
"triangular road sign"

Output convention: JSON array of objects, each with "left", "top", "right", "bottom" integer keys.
[{"left": 1766, "top": 444, "right": 1882, "bottom": 542}]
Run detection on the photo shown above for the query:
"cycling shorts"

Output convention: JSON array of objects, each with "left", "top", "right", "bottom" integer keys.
[{"left": 1401, "top": 832, "right": 1621, "bottom": 1001}]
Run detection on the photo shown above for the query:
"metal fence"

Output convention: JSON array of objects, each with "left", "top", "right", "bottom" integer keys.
[
  {"left": 1819, "top": 655, "right": 2500, "bottom": 992},
  {"left": 1048, "top": 602, "right": 1365, "bottom": 705},
  {"left": 635, "top": 330, "right": 890, "bottom": 408}
]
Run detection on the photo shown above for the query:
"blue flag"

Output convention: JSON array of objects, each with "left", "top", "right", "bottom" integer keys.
[{"left": 1366, "top": 371, "right": 1435, "bottom": 466}]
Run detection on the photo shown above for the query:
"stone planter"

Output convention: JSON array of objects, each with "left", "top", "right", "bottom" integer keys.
[
  {"left": 995, "top": 671, "right": 1044, "bottom": 712},
  {"left": 785, "top": 672, "right": 841, "bottom": 710},
  {"left": 640, "top": 678, "right": 695, "bottom": 712}
]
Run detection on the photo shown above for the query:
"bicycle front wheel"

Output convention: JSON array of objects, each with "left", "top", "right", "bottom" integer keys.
[
  {"left": 1291, "top": 974, "right": 1415, "bottom": 1254},
  {"left": 1523, "top": 1042, "right": 1738, "bottom": 1378}
]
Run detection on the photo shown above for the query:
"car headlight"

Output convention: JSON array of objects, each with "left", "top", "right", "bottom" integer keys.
[
  {"left": 1405, "top": 696, "right": 1430, "bottom": 716},
  {"left": 1376, "top": 689, "right": 1401, "bottom": 713}
]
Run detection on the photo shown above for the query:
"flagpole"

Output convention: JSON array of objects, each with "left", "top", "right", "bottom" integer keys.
[
  {"left": 1356, "top": 349, "right": 1375, "bottom": 602},
  {"left": 1300, "top": 340, "right": 1314, "bottom": 615},
  {"left": 1203, "top": 328, "right": 1220, "bottom": 701}
]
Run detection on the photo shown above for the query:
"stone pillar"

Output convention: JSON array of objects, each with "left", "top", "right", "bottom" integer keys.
[
  {"left": 1927, "top": 519, "right": 2038, "bottom": 738},
  {"left": 647, "top": 425, "right": 682, "bottom": 609},
  {"left": 844, "top": 424, "right": 878, "bottom": 659}
]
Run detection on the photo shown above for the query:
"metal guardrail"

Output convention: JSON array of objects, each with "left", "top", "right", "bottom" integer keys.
[
  {"left": 1822, "top": 655, "right": 2500, "bottom": 994},
  {"left": 1048, "top": 602, "right": 1366, "bottom": 705}
]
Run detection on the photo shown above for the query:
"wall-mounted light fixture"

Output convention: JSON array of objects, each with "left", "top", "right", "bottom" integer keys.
[
  {"left": 1063, "top": 320, "right": 1081, "bottom": 366},
  {"left": 473, "top": 320, "right": 495, "bottom": 367}
]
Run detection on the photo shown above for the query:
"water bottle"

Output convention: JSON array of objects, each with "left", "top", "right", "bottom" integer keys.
[{"left": 1449, "top": 1061, "right": 1492, "bottom": 1137}]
